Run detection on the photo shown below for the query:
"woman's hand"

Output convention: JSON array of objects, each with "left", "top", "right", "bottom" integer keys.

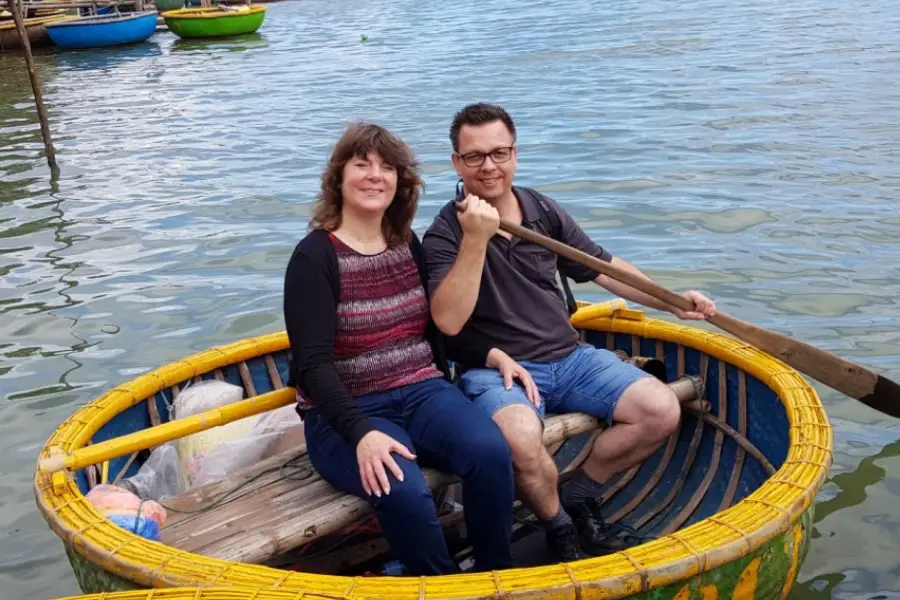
[
  {"left": 356, "top": 430, "right": 416, "bottom": 497},
  {"left": 487, "top": 348, "right": 540, "bottom": 407}
]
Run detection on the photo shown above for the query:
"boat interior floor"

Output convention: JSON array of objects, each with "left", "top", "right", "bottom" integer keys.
[
  {"left": 157, "top": 374, "right": 708, "bottom": 573},
  {"left": 158, "top": 410, "right": 610, "bottom": 568}
]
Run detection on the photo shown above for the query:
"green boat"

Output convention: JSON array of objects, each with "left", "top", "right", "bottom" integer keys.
[{"left": 161, "top": 5, "right": 265, "bottom": 39}]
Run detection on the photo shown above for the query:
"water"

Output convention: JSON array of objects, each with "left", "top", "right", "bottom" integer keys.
[{"left": 2, "top": 0, "right": 899, "bottom": 597}]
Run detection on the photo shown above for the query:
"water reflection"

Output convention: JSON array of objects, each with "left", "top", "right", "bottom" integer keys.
[
  {"left": 52, "top": 39, "right": 165, "bottom": 72},
  {"left": 2, "top": 0, "right": 900, "bottom": 597},
  {"left": 170, "top": 32, "right": 268, "bottom": 53}
]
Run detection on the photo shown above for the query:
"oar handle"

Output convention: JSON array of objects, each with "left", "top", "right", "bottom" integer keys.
[
  {"left": 452, "top": 199, "right": 697, "bottom": 314},
  {"left": 452, "top": 199, "right": 899, "bottom": 413},
  {"left": 38, "top": 387, "right": 297, "bottom": 474},
  {"left": 497, "top": 217, "right": 697, "bottom": 314}
]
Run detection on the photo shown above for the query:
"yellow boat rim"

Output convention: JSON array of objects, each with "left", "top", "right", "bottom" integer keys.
[
  {"left": 0, "top": 13, "right": 74, "bottom": 31},
  {"left": 51, "top": 587, "right": 349, "bottom": 600},
  {"left": 160, "top": 6, "right": 267, "bottom": 19},
  {"left": 34, "top": 304, "right": 832, "bottom": 599}
]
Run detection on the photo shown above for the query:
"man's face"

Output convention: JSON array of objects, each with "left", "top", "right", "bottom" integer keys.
[{"left": 452, "top": 119, "right": 517, "bottom": 203}]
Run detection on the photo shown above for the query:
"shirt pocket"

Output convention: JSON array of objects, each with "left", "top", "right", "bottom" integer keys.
[{"left": 514, "top": 243, "right": 560, "bottom": 290}]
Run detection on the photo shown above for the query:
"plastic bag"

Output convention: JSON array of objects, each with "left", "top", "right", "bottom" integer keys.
[
  {"left": 173, "top": 379, "right": 304, "bottom": 489},
  {"left": 188, "top": 404, "right": 302, "bottom": 488},
  {"left": 174, "top": 380, "right": 257, "bottom": 488},
  {"left": 121, "top": 442, "right": 184, "bottom": 501},
  {"left": 86, "top": 484, "right": 166, "bottom": 541}
]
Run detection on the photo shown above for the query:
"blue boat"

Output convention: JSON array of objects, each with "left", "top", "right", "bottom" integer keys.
[{"left": 45, "top": 12, "right": 157, "bottom": 49}]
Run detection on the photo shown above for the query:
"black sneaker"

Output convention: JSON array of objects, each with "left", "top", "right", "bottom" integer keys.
[
  {"left": 563, "top": 497, "right": 628, "bottom": 555},
  {"left": 545, "top": 523, "right": 582, "bottom": 563}
]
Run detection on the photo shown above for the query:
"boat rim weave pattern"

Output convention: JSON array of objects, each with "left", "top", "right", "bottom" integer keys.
[
  {"left": 33, "top": 304, "right": 833, "bottom": 599},
  {"left": 44, "top": 12, "right": 158, "bottom": 29},
  {"left": 160, "top": 6, "right": 266, "bottom": 19},
  {"left": 0, "top": 13, "right": 74, "bottom": 31}
]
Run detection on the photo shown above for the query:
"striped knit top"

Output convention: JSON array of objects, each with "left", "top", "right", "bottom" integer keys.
[
  {"left": 283, "top": 228, "right": 489, "bottom": 445},
  {"left": 329, "top": 234, "right": 443, "bottom": 396}
]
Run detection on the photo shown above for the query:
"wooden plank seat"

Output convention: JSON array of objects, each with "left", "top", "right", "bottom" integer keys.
[{"left": 159, "top": 377, "right": 705, "bottom": 566}]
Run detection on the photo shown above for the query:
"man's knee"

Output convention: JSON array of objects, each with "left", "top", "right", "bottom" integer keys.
[
  {"left": 651, "top": 386, "right": 681, "bottom": 437},
  {"left": 617, "top": 378, "right": 681, "bottom": 439},
  {"left": 492, "top": 405, "right": 545, "bottom": 473}
]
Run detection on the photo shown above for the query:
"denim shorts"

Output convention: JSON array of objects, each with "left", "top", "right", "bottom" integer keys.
[{"left": 457, "top": 344, "right": 651, "bottom": 427}]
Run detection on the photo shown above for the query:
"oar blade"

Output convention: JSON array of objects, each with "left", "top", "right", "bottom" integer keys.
[{"left": 860, "top": 374, "right": 900, "bottom": 419}]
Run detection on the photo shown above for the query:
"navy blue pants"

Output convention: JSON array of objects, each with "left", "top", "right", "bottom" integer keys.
[{"left": 303, "top": 377, "right": 515, "bottom": 575}]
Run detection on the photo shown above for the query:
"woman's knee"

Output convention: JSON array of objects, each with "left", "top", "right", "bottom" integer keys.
[{"left": 372, "top": 465, "right": 434, "bottom": 514}]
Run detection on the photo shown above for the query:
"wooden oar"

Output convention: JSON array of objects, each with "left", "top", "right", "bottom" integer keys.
[
  {"left": 493, "top": 215, "right": 900, "bottom": 418},
  {"left": 38, "top": 387, "right": 296, "bottom": 474}
]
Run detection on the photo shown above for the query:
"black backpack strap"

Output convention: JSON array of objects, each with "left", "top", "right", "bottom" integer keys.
[{"left": 519, "top": 187, "right": 579, "bottom": 315}]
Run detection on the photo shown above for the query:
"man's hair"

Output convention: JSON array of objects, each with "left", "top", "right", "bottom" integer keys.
[{"left": 449, "top": 103, "right": 517, "bottom": 152}]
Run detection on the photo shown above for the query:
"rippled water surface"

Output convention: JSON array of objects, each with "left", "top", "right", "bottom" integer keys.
[{"left": 2, "top": 0, "right": 900, "bottom": 597}]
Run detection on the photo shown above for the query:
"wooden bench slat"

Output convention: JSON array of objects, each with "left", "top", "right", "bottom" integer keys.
[
  {"left": 159, "top": 378, "right": 701, "bottom": 565},
  {"left": 160, "top": 412, "right": 601, "bottom": 563}
]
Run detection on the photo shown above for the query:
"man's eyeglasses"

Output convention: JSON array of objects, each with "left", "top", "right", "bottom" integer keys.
[{"left": 456, "top": 146, "right": 516, "bottom": 168}]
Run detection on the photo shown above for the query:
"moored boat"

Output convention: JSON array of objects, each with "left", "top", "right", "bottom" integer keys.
[
  {"left": 0, "top": 12, "right": 74, "bottom": 51},
  {"left": 160, "top": 5, "right": 265, "bottom": 39},
  {"left": 45, "top": 12, "right": 158, "bottom": 49},
  {"left": 34, "top": 300, "right": 832, "bottom": 599}
]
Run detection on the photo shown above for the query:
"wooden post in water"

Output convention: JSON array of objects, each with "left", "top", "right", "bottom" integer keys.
[{"left": 7, "top": 0, "right": 59, "bottom": 171}]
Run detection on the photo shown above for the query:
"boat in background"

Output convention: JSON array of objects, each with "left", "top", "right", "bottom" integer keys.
[
  {"left": 154, "top": 0, "right": 185, "bottom": 12},
  {"left": 0, "top": 12, "right": 74, "bottom": 50},
  {"left": 161, "top": 5, "right": 265, "bottom": 39},
  {"left": 45, "top": 12, "right": 158, "bottom": 49}
]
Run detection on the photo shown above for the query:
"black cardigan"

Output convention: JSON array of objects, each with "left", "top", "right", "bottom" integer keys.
[{"left": 283, "top": 228, "right": 492, "bottom": 446}]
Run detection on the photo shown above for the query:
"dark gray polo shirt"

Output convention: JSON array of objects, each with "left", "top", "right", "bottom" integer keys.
[{"left": 422, "top": 186, "right": 613, "bottom": 365}]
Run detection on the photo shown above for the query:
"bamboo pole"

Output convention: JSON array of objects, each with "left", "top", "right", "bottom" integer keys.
[
  {"left": 38, "top": 387, "right": 297, "bottom": 473},
  {"left": 7, "top": 0, "right": 58, "bottom": 172},
  {"left": 8, "top": 1, "right": 136, "bottom": 7}
]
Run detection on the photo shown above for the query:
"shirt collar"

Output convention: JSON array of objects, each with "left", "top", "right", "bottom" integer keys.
[{"left": 513, "top": 186, "right": 542, "bottom": 224}]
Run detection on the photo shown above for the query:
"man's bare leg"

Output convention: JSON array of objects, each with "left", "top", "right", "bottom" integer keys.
[{"left": 491, "top": 404, "right": 582, "bottom": 561}]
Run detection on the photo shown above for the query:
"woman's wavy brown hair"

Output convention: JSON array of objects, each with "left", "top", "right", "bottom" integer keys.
[{"left": 310, "top": 122, "right": 424, "bottom": 246}]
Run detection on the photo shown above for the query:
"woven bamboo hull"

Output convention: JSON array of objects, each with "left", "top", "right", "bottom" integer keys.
[
  {"left": 55, "top": 507, "right": 814, "bottom": 600},
  {"left": 35, "top": 301, "right": 832, "bottom": 600},
  {"left": 0, "top": 13, "right": 73, "bottom": 50},
  {"left": 160, "top": 6, "right": 266, "bottom": 39}
]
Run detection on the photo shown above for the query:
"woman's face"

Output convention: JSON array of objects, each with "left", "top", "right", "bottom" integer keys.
[{"left": 341, "top": 151, "right": 398, "bottom": 217}]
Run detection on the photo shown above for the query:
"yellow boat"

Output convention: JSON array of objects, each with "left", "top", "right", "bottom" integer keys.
[
  {"left": 34, "top": 300, "right": 832, "bottom": 599},
  {"left": 0, "top": 12, "right": 75, "bottom": 50}
]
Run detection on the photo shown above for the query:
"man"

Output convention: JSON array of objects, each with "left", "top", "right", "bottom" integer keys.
[{"left": 422, "top": 103, "right": 717, "bottom": 562}]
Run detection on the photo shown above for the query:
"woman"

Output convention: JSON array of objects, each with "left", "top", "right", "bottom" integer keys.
[{"left": 283, "top": 122, "right": 515, "bottom": 576}]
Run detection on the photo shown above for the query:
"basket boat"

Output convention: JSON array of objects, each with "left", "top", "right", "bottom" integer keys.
[
  {"left": 0, "top": 12, "right": 74, "bottom": 50},
  {"left": 34, "top": 301, "right": 832, "bottom": 600},
  {"left": 160, "top": 6, "right": 265, "bottom": 39},
  {"left": 44, "top": 12, "right": 158, "bottom": 49}
]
